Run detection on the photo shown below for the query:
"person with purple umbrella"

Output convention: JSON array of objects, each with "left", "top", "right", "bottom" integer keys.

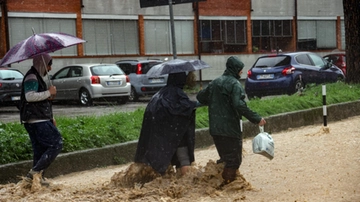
[{"left": 19, "top": 53, "right": 62, "bottom": 187}]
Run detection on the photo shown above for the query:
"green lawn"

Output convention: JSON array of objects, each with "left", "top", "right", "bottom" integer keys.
[{"left": 1, "top": 82, "right": 359, "bottom": 165}]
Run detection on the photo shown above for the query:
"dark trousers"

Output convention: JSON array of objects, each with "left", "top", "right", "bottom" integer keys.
[
  {"left": 24, "top": 121, "right": 63, "bottom": 172},
  {"left": 212, "top": 135, "right": 242, "bottom": 169}
]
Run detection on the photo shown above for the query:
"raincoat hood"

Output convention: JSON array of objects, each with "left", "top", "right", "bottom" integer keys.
[
  {"left": 224, "top": 56, "right": 244, "bottom": 79},
  {"left": 32, "top": 53, "right": 52, "bottom": 76}
]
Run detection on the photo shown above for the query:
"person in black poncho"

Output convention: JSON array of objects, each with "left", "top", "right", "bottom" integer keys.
[{"left": 134, "top": 72, "right": 198, "bottom": 175}]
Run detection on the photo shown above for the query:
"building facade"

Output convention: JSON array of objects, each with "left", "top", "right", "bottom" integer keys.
[{"left": 0, "top": 0, "right": 344, "bottom": 80}]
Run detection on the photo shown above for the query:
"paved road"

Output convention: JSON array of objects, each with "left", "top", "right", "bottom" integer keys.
[
  {"left": 0, "top": 100, "right": 150, "bottom": 124},
  {"left": 0, "top": 94, "right": 199, "bottom": 123}
]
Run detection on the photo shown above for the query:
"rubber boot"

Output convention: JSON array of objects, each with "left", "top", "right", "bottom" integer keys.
[{"left": 221, "top": 168, "right": 237, "bottom": 184}]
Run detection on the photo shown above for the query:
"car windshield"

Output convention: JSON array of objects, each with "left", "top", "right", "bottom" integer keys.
[
  {"left": 0, "top": 70, "right": 24, "bottom": 80},
  {"left": 254, "top": 56, "right": 291, "bottom": 68},
  {"left": 91, "top": 65, "right": 124, "bottom": 76}
]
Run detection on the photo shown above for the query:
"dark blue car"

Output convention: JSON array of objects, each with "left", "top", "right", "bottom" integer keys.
[{"left": 245, "top": 52, "right": 345, "bottom": 99}]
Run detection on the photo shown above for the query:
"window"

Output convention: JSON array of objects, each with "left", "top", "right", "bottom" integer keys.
[
  {"left": 9, "top": 17, "right": 77, "bottom": 56},
  {"left": 144, "top": 20, "right": 194, "bottom": 55},
  {"left": 308, "top": 53, "right": 325, "bottom": 68},
  {"left": 200, "top": 20, "right": 247, "bottom": 53},
  {"left": 296, "top": 54, "right": 312, "bottom": 65},
  {"left": 252, "top": 20, "right": 292, "bottom": 53},
  {"left": 297, "top": 20, "right": 336, "bottom": 50},
  {"left": 53, "top": 67, "right": 70, "bottom": 79},
  {"left": 82, "top": 19, "right": 139, "bottom": 55}
]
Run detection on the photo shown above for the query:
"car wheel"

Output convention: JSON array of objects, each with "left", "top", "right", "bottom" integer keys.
[
  {"left": 129, "top": 87, "right": 139, "bottom": 102},
  {"left": 117, "top": 96, "right": 129, "bottom": 105},
  {"left": 78, "top": 88, "right": 93, "bottom": 106},
  {"left": 337, "top": 76, "right": 345, "bottom": 82},
  {"left": 290, "top": 79, "right": 304, "bottom": 95}
]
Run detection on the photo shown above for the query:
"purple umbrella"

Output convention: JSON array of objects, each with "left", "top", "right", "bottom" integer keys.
[{"left": 0, "top": 32, "right": 86, "bottom": 67}]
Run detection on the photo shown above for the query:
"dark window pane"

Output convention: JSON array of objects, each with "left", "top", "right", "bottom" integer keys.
[
  {"left": 283, "top": 20, "right": 292, "bottom": 36},
  {"left": 200, "top": 20, "right": 211, "bottom": 40},
  {"left": 226, "top": 21, "right": 235, "bottom": 43},
  {"left": 235, "top": 21, "right": 246, "bottom": 44},
  {"left": 211, "top": 20, "right": 221, "bottom": 40},
  {"left": 262, "top": 20, "right": 270, "bottom": 36},
  {"left": 274, "top": 21, "right": 282, "bottom": 36},
  {"left": 252, "top": 20, "right": 260, "bottom": 37}
]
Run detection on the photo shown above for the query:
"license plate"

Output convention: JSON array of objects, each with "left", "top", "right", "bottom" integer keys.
[
  {"left": 257, "top": 74, "right": 274, "bottom": 80},
  {"left": 11, "top": 96, "right": 20, "bottom": 101},
  {"left": 107, "top": 81, "right": 121, "bottom": 86},
  {"left": 150, "top": 78, "right": 164, "bottom": 83}
]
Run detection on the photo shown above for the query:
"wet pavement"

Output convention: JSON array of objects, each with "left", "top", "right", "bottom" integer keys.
[{"left": 0, "top": 94, "right": 199, "bottom": 123}]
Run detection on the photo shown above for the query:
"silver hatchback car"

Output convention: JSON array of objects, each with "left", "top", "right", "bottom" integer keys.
[{"left": 50, "top": 63, "right": 131, "bottom": 106}]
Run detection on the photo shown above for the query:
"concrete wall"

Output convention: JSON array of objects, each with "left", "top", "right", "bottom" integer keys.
[
  {"left": 251, "top": 0, "right": 294, "bottom": 17},
  {"left": 82, "top": 0, "right": 194, "bottom": 16},
  {"left": 1, "top": 100, "right": 359, "bottom": 184},
  {"left": 251, "top": 0, "right": 343, "bottom": 17},
  {"left": 297, "top": 0, "right": 343, "bottom": 17}
]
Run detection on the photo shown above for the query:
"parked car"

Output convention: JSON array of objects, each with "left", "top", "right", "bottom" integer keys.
[
  {"left": 115, "top": 59, "right": 168, "bottom": 101},
  {"left": 50, "top": 63, "right": 131, "bottom": 106},
  {"left": 0, "top": 68, "right": 24, "bottom": 109},
  {"left": 245, "top": 52, "right": 345, "bottom": 99},
  {"left": 323, "top": 52, "right": 346, "bottom": 76}
]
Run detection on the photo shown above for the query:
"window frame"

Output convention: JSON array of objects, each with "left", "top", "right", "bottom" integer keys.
[
  {"left": 297, "top": 19, "right": 337, "bottom": 50},
  {"left": 8, "top": 15, "right": 78, "bottom": 56},
  {"left": 82, "top": 19, "right": 139, "bottom": 56},
  {"left": 144, "top": 19, "right": 194, "bottom": 55}
]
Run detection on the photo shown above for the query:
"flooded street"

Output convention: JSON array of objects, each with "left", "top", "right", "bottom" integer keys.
[{"left": 1, "top": 115, "right": 359, "bottom": 201}]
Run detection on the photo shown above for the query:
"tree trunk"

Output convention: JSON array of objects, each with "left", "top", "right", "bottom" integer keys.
[{"left": 343, "top": 0, "right": 360, "bottom": 84}]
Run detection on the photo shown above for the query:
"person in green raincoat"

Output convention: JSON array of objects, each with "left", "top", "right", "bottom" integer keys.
[{"left": 196, "top": 56, "right": 266, "bottom": 184}]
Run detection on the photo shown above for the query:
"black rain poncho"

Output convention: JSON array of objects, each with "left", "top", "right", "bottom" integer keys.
[{"left": 134, "top": 72, "right": 197, "bottom": 174}]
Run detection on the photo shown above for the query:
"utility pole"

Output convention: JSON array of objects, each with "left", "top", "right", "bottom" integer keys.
[
  {"left": 168, "top": 0, "right": 177, "bottom": 59},
  {"left": 0, "top": 0, "right": 10, "bottom": 56}
]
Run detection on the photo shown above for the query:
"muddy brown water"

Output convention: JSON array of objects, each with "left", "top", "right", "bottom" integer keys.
[{"left": 1, "top": 115, "right": 359, "bottom": 201}]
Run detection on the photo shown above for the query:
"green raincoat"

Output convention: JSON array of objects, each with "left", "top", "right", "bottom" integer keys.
[{"left": 197, "top": 56, "right": 262, "bottom": 139}]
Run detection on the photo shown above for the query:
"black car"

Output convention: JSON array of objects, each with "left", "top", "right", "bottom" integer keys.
[
  {"left": 0, "top": 68, "right": 24, "bottom": 109},
  {"left": 115, "top": 59, "right": 168, "bottom": 101}
]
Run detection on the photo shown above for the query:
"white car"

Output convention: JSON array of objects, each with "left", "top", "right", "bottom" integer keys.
[{"left": 50, "top": 63, "right": 131, "bottom": 106}]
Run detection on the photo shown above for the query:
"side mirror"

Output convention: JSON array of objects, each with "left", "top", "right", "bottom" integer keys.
[
  {"left": 320, "top": 60, "right": 333, "bottom": 71},
  {"left": 327, "top": 61, "right": 333, "bottom": 68}
]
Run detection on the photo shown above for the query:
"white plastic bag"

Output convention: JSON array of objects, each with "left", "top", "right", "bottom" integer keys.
[{"left": 252, "top": 126, "right": 274, "bottom": 160}]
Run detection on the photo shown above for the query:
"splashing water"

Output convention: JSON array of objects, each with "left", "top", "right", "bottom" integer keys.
[{"left": 0, "top": 160, "right": 252, "bottom": 201}]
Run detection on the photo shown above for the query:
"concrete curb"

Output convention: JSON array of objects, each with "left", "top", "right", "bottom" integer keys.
[{"left": 1, "top": 100, "right": 360, "bottom": 184}]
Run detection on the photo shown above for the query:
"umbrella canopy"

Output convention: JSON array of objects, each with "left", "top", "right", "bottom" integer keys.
[
  {"left": 0, "top": 32, "right": 86, "bottom": 67},
  {"left": 146, "top": 59, "right": 211, "bottom": 77}
]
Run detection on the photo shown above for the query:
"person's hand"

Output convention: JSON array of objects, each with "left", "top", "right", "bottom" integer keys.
[
  {"left": 258, "top": 118, "right": 266, "bottom": 126},
  {"left": 52, "top": 118, "right": 57, "bottom": 127},
  {"left": 48, "top": 86, "right": 57, "bottom": 100},
  {"left": 49, "top": 85, "right": 57, "bottom": 95}
]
